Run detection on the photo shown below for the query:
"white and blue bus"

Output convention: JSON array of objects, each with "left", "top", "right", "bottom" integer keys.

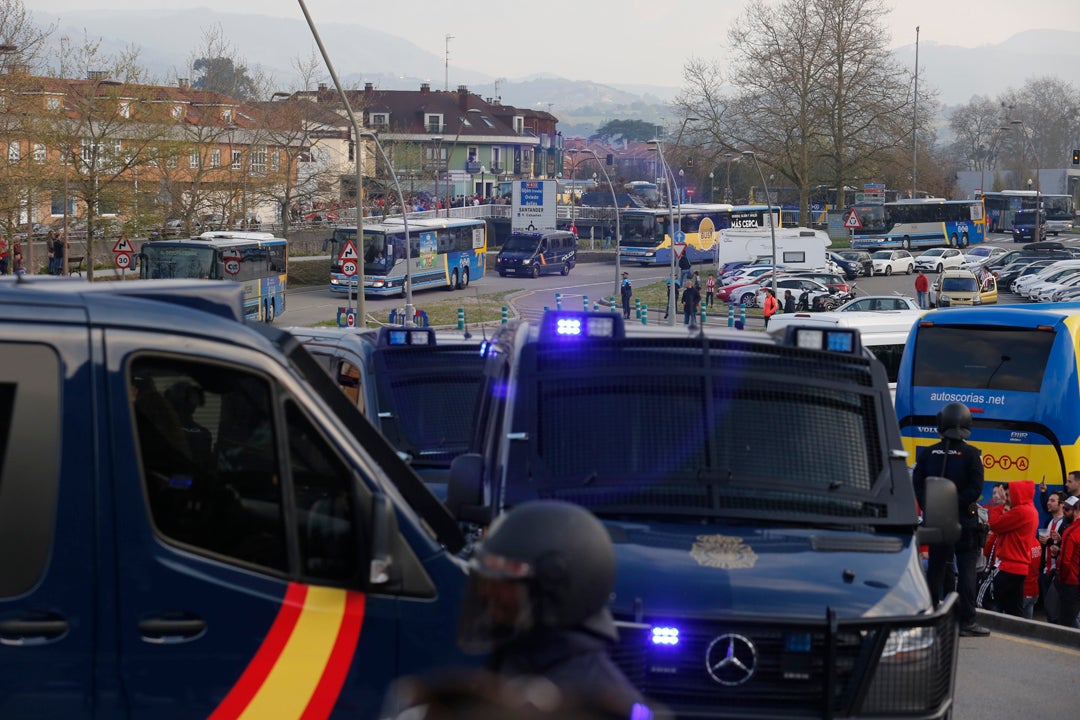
[
  {"left": 850, "top": 198, "right": 986, "bottom": 251},
  {"left": 139, "top": 231, "right": 287, "bottom": 322},
  {"left": 326, "top": 217, "right": 487, "bottom": 297},
  {"left": 618, "top": 203, "right": 778, "bottom": 266}
]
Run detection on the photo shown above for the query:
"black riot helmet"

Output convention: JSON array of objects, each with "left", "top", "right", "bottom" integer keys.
[
  {"left": 937, "top": 402, "right": 972, "bottom": 440},
  {"left": 457, "top": 501, "right": 617, "bottom": 654}
]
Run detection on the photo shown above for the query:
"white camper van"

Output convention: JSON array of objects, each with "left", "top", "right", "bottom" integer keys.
[{"left": 717, "top": 227, "right": 831, "bottom": 272}]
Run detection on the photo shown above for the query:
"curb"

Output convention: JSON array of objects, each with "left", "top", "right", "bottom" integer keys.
[{"left": 974, "top": 608, "right": 1080, "bottom": 649}]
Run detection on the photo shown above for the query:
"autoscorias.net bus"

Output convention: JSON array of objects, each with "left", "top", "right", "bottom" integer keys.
[
  {"left": 139, "top": 231, "right": 287, "bottom": 322},
  {"left": 894, "top": 303, "right": 1080, "bottom": 503},
  {"left": 618, "top": 203, "right": 778, "bottom": 266},
  {"left": 326, "top": 217, "right": 487, "bottom": 297},
  {"left": 851, "top": 198, "right": 986, "bottom": 251}
]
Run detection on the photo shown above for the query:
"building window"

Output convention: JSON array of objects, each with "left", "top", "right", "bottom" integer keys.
[
  {"left": 370, "top": 112, "right": 388, "bottom": 126},
  {"left": 166, "top": 154, "right": 178, "bottom": 169},
  {"left": 190, "top": 150, "right": 200, "bottom": 168},
  {"left": 513, "top": 116, "right": 524, "bottom": 134},
  {"left": 269, "top": 149, "right": 280, "bottom": 171},
  {"left": 222, "top": 108, "right": 233, "bottom": 123},
  {"left": 231, "top": 150, "right": 242, "bottom": 170},
  {"left": 172, "top": 105, "right": 184, "bottom": 120},
  {"left": 119, "top": 101, "right": 131, "bottom": 118},
  {"left": 251, "top": 146, "right": 267, "bottom": 175},
  {"left": 8, "top": 141, "right": 19, "bottom": 163},
  {"left": 425, "top": 113, "right": 443, "bottom": 133},
  {"left": 33, "top": 143, "right": 46, "bottom": 163},
  {"left": 210, "top": 148, "right": 221, "bottom": 168},
  {"left": 46, "top": 96, "right": 60, "bottom": 111}
]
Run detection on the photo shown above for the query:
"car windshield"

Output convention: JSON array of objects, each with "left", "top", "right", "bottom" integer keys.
[
  {"left": 967, "top": 247, "right": 991, "bottom": 257},
  {"left": 921, "top": 249, "right": 945, "bottom": 257},
  {"left": 871, "top": 251, "right": 893, "bottom": 260},
  {"left": 502, "top": 234, "right": 542, "bottom": 252},
  {"left": 941, "top": 276, "right": 978, "bottom": 292}
]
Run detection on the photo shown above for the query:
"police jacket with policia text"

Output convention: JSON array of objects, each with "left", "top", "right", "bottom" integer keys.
[{"left": 912, "top": 439, "right": 985, "bottom": 529}]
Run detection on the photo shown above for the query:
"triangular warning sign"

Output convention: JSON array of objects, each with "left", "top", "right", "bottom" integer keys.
[
  {"left": 843, "top": 209, "right": 862, "bottom": 230},
  {"left": 338, "top": 240, "right": 359, "bottom": 262},
  {"left": 112, "top": 237, "right": 135, "bottom": 253}
]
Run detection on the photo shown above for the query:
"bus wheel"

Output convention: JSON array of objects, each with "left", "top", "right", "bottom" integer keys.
[
  {"left": 448, "top": 269, "right": 459, "bottom": 291},
  {"left": 265, "top": 300, "right": 275, "bottom": 323},
  {"left": 950, "top": 233, "right": 959, "bottom": 247},
  {"left": 461, "top": 268, "right": 470, "bottom": 288},
  {"left": 561, "top": 262, "right": 570, "bottom": 276},
  {"left": 961, "top": 233, "right": 969, "bottom": 247},
  {"left": 902, "top": 237, "right": 911, "bottom": 251}
]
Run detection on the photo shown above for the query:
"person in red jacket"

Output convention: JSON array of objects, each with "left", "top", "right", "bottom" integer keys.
[
  {"left": 1057, "top": 496, "right": 1080, "bottom": 627},
  {"left": 1023, "top": 536, "right": 1042, "bottom": 620},
  {"left": 987, "top": 480, "right": 1039, "bottom": 617}
]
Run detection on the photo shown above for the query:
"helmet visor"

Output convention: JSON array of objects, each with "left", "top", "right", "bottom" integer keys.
[{"left": 457, "top": 552, "right": 536, "bottom": 654}]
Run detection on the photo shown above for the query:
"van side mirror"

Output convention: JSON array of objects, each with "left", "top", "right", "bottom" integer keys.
[
  {"left": 916, "top": 476, "right": 961, "bottom": 546},
  {"left": 448, "top": 453, "right": 490, "bottom": 524},
  {"left": 369, "top": 493, "right": 400, "bottom": 586}
]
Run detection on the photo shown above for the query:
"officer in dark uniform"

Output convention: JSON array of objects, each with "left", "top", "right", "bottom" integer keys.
[
  {"left": 457, "top": 500, "right": 656, "bottom": 719},
  {"left": 912, "top": 402, "right": 990, "bottom": 637}
]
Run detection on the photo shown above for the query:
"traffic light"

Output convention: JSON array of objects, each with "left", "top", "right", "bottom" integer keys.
[
  {"left": 1073, "top": 149, "right": 1079, "bottom": 165},
  {"left": 605, "top": 153, "right": 613, "bottom": 166}
]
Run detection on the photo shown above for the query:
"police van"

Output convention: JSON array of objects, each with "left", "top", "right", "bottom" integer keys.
[
  {"left": 0, "top": 278, "right": 474, "bottom": 719},
  {"left": 288, "top": 325, "right": 487, "bottom": 497},
  {"left": 448, "top": 311, "right": 961, "bottom": 719},
  {"left": 495, "top": 230, "right": 577, "bottom": 278}
]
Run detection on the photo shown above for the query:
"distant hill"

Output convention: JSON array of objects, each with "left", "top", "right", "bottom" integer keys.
[{"left": 34, "top": 9, "right": 1080, "bottom": 137}]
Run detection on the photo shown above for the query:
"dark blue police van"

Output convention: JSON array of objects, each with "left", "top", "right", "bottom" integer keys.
[
  {"left": 448, "top": 312, "right": 961, "bottom": 719},
  {"left": 0, "top": 278, "right": 473, "bottom": 719}
]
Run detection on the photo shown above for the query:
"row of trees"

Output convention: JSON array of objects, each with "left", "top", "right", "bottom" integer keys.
[{"left": 652, "top": 0, "right": 1078, "bottom": 222}]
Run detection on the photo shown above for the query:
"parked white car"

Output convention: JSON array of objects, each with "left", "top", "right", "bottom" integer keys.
[
  {"left": 870, "top": 249, "right": 915, "bottom": 276},
  {"left": 913, "top": 248, "right": 965, "bottom": 273},
  {"left": 961, "top": 246, "right": 1008, "bottom": 267}
]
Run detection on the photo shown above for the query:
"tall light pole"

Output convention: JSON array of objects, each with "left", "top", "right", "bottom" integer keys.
[
  {"left": 362, "top": 130, "right": 414, "bottom": 323},
  {"left": 295, "top": 0, "right": 365, "bottom": 325},
  {"left": 1002, "top": 120, "right": 1041, "bottom": 229},
  {"left": 912, "top": 26, "right": 920, "bottom": 199},
  {"left": 742, "top": 150, "right": 777, "bottom": 295},
  {"left": 567, "top": 147, "right": 621, "bottom": 297},
  {"left": 648, "top": 139, "right": 678, "bottom": 325},
  {"left": 430, "top": 135, "right": 443, "bottom": 213}
]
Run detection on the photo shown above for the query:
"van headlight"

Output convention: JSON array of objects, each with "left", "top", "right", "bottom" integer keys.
[
  {"left": 522, "top": 258, "right": 532, "bottom": 265},
  {"left": 860, "top": 626, "right": 948, "bottom": 715}
]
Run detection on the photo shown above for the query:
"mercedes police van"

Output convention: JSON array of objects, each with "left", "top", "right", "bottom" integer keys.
[
  {"left": 448, "top": 311, "right": 961, "bottom": 719},
  {"left": 0, "top": 278, "right": 473, "bottom": 719},
  {"left": 495, "top": 230, "right": 577, "bottom": 278}
]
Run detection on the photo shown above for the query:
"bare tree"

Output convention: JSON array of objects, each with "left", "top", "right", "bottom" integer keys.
[{"left": 947, "top": 95, "right": 1007, "bottom": 190}]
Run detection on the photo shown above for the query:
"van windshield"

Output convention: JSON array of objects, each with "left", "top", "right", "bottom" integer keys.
[{"left": 502, "top": 234, "right": 541, "bottom": 253}]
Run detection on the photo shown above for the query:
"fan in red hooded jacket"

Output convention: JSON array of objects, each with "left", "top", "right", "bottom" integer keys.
[
  {"left": 986, "top": 480, "right": 1039, "bottom": 617},
  {"left": 1057, "top": 496, "right": 1080, "bottom": 628}
]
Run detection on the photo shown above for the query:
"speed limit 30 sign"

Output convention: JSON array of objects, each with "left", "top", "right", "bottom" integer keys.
[{"left": 114, "top": 251, "right": 133, "bottom": 270}]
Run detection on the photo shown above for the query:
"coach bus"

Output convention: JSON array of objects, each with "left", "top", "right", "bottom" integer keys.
[
  {"left": 980, "top": 190, "right": 1075, "bottom": 234},
  {"left": 850, "top": 198, "right": 986, "bottom": 251},
  {"left": 618, "top": 203, "right": 778, "bottom": 266},
  {"left": 139, "top": 231, "right": 287, "bottom": 322},
  {"left": 894, "top": 303, "right": 1080, "bottom": 503},
  {"left": 326, "top": 217, "right": 487, "bottom": 297}
]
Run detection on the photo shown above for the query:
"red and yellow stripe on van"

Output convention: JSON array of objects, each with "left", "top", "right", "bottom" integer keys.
[{"left": 210, "top": 583, "right": 365, "bottom": 720}]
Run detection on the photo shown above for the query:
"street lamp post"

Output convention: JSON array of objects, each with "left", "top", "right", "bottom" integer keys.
[
  {"left": 647, "top": 139, "right": 678, "bottom": 325},
  {"left": 566, "top": 147, "right": 622, "bottom": 297},
  {"left": 1003, "top": 119, "right": 1041, "bottom": 231},
  {"left": 430, "top": 135, "right": 443, "bottom": 214},
  {"left": 362, "top": 130, "right": 414, "bottom": 323},
  {"left": 742, "top": 150, "right": 777, "bottom": 295}
]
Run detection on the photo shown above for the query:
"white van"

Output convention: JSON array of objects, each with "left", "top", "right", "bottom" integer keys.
[{"left": 717, "top": 227, "right": 830, "bottom": 272}]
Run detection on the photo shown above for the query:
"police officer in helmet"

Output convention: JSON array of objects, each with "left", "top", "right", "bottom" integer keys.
[
  {"left": 912, "top": 402, "right": 990, "bottom": 637},
  {"left": 457, "top": 500, "right": 655, "bottom": 719}
]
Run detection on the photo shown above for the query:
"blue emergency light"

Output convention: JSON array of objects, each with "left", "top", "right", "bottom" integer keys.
[
  {"left": 539, "top": 310, "right": 625, "bottom": 341},
  {"left": 780, "top": 325, "right": 861, "bottom": 354},
  {"left": 377, "top": 327, "right": 436, "bottom": 347},
  {"left": 651, "top": 626, "right": 680, "bottom": 646}
]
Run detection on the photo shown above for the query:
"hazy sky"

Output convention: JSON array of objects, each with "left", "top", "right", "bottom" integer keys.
[{"left": 31, "top": 0, "right": 1080, "bottom": 86}]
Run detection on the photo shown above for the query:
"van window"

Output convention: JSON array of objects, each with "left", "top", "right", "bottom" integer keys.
[
  {"left": 867, "top": 343, "right": 905, "bottom": 384},
  {"left": 132, "top": 357, "right": 365, "bottom": 580},
  {"left": 0, "top": 343, "right": 61, "bottom": 598}
]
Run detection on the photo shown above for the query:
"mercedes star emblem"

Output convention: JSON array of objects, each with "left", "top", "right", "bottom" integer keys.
[{"left": 705, "top": 633, "right": 757, "bottom": 686}]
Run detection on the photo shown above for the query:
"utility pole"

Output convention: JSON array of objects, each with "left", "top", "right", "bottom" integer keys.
[{"left": 444, "top": 34, "right": 454, "bottom": 92}]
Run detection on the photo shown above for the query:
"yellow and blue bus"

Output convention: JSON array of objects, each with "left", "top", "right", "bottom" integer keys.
[
  {"left": 851, "top": 198, "right": 986, "bottom": 251},
  {"left": 894, "top": 303, "right": 1080, "bottom": 504},
  {"left": 139, "top": 231, "right": 287, "bottom": 322},
  {"left": 618, "top": 203, "right": 778, "bottom": 266},
  {"left": 326, "top": 217, "right": 487, "bottom": 297}
]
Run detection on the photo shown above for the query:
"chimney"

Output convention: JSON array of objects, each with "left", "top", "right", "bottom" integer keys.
[
  {"left": 364, "top": 82, "right": 374, "bottom": 98},
  {"left": 420, "top": 82, "right": 430, "bottom": 94},
  {"left": 87, "top": 70, "right": 108, "bottom": 81},
  {"left": 177, "top": 77, "right": 189, "bottom": 89},
  {"left": 457, "top": 84, "right": 469, "bottom": 111},
  {"left": 318, "top": 82, "right": 327, "bottom": 91}
]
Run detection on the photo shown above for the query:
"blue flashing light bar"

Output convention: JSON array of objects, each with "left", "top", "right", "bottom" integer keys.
[
  {"left": 785, "top": 632, "right": 812, "bottom": 653},
  {"left": 780, "top": 325, "right": 861, "bottom": 354},
  {"left": 539, "top": 310, "right": 626, "bottom": 341},
  {"left": 651, "top": 626, "right": 680, "bottom": 646}
]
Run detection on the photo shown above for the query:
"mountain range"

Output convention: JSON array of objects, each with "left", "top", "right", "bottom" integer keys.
[{"left": 35, "top": 9, "right": 1080, "bottom": 137}]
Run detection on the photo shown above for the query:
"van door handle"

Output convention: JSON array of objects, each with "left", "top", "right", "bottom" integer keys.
[
  {"left": 138, "top": 615, "right": 206, "bottom": 643},
  {"left": 0, "top": 614, "right": 70, "bottom": 645}
]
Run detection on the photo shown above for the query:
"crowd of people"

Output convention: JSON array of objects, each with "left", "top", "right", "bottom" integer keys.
[
  {"left": 914, "top": 401, "right": 1080, "bottom": 635},
  {"left": 0, "top": 230, "right": 68, "bottom": 276}
]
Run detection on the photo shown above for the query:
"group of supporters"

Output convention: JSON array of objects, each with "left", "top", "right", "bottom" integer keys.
[{"left": 914, "top": 401, "right": 1080, "bottom": 636}]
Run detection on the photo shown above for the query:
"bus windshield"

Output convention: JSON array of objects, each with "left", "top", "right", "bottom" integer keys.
[
  {"left": 142, "top": 245, "right": 217, "bottom": 279},
  {"left": 912, "top": 326, "right": 1053, "bottom": 392}
]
